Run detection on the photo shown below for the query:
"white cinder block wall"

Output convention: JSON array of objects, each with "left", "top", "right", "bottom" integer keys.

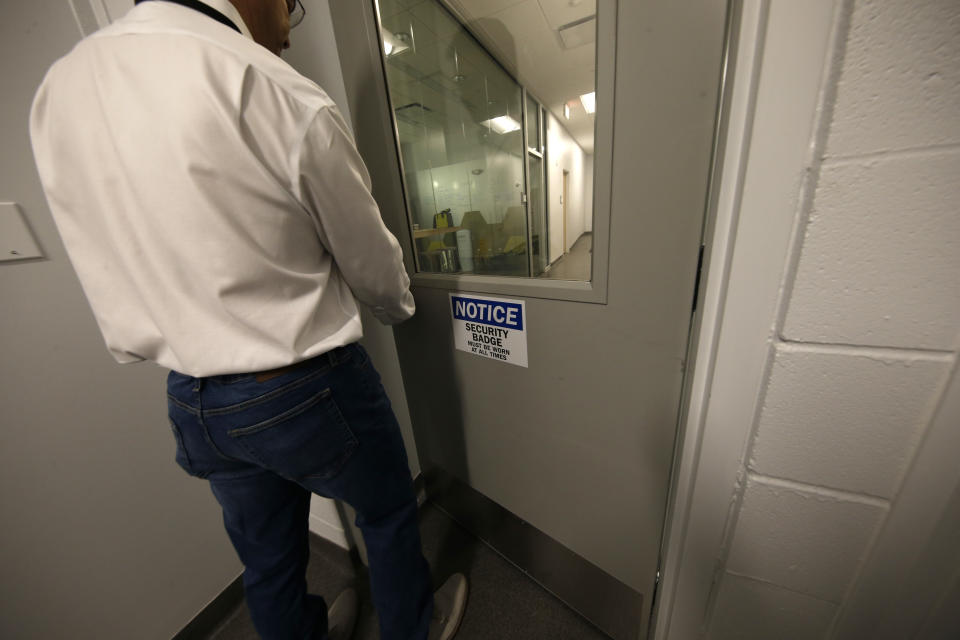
[{"left": 706, "top": 1, "right": 960, "bottom": 638}]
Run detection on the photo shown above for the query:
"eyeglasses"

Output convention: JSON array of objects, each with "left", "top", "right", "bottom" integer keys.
[{"left": 286, "top": 0, "right": 306, "bottom": 28}]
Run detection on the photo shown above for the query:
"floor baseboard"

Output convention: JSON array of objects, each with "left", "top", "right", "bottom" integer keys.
[{"left": 172, "top": 574, "right": 244, "bottom": 640}]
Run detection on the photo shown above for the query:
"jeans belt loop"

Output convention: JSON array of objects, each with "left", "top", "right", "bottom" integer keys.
[{"left": 327, "top": 347, "right": 340, "bottom": 368}]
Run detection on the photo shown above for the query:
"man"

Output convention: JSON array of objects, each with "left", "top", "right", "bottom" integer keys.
[{"left": 29, "top": 0, "right": 467, "bottom": 638}]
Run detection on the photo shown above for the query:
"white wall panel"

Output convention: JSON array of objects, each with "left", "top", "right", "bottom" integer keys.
[{"left": 546, "top": 111, "right": 588, "bottom": 259}]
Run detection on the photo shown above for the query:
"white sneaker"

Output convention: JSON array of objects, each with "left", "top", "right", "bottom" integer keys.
[
  {"left": 327, "top": 587, "right": 358, "bottom": 640},
  {"left": 428, "top": 573, "right": 468, "bottom": 640}
]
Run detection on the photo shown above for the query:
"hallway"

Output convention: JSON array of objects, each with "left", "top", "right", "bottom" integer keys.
[{"left": 542, "top": 233, "right": 593, "bottom": 281}]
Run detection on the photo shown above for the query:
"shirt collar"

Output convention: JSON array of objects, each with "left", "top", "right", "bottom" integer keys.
[{"left": 190, "top": 0, "right": 254, "bottom": 41}]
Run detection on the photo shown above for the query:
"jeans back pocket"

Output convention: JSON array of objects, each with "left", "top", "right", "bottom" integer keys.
[{"left": 225, "top": 387, "right": 360, "bottom": 482}]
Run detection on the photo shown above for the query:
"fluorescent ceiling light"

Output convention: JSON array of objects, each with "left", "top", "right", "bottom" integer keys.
[
  {"left": 563, "top": 103, "right": 571, "bottom": 119},
  {"left": 580, "top": 91, "right": 596, "bottom": 114},
  {"left": 481, "top": 115, "right": 521, "bottom": 134},
  {"left": 382, "top": 31, "right": 410, "bottom": 57}
]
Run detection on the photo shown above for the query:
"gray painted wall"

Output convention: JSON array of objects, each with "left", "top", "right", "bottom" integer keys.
[{"left": 0, "top": 2, "right": 241, "bottom": 637}]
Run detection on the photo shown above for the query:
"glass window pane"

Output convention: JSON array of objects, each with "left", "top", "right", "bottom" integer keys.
[
  {"left": 526, "top": 92, "right": 541, "bottom": 152},
  {"left": 377, "top": 0, "right": 596, "bottom": 282},
  {"left": 379, "top": 0, "right": 529, "bottom": 277},
  {"left": 528, "top": 153, "right": 547, "bottom": 276}
]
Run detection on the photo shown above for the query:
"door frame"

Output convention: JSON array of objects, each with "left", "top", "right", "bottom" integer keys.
[
  {"left": 652, "top": 1, "right": 850, "bottom": 637},
  {"left": 562, "top": 169, "right": 569, "bottom": 254}
]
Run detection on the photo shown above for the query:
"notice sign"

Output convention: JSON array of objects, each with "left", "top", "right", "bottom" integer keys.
[{"left": 450, "top": 293, "right": 528, "bottom": 368}]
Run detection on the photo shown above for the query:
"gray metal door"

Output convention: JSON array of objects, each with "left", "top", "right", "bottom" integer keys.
[{"left": 330, "top": 1, "right": 731, "bottom": 637}]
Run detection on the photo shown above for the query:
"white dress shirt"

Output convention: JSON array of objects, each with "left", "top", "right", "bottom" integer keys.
[{"left": 30, "top": 0, "right": 415, "bottom": 377}]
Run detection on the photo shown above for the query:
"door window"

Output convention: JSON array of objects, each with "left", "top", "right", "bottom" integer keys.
[{"left": 375, "top": 0, "right": 597, "bottom": 282}]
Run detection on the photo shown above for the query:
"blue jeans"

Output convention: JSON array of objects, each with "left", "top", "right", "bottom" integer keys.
[{"left": 166, "top": 344, "right": 432, "bottom": 640}]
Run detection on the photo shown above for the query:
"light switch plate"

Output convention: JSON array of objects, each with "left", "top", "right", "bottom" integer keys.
[{"left": 0, "top": 203, "right": 44, "bottom": 262}]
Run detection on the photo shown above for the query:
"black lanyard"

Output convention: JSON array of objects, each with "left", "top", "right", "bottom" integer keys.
[{"left": 134, "top": 0, "right": 241, "bottom": 34}]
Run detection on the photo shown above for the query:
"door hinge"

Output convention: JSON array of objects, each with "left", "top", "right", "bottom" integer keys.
[{"left": 691, "top": 244, "right": 705, "bottom": 313}]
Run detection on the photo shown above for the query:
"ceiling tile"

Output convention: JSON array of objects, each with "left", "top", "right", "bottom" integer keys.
[
  {"left": 448, "top": 0, "right": 529, "bottom": 20},
  {"left": 558, "top": 17, "right": 595, "bottom": 49},
  {"left": 535, "top": 0, "right": 596, "bottom": 31},
  {"left": 382, "top": 0, "right": 598, "bottom": 152}
]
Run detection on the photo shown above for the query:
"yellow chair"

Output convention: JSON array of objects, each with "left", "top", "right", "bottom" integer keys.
[{"left": 499, "top": 206, "right": 527, "bottom": 255}]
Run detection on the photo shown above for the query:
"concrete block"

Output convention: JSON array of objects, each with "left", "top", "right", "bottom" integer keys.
[
  {"left": 783, "top": 149, "right": 960, "bottom": 350},
  {"left": 826, "top": 0, "right": 960, "bottom": 156},
  {"left": 726, "top": 478, "right": 886, "bottom": 602},
  {"left": 751, "top": 346, "right": 950, "bottom": 498},
  {"left": 709, "top": 573, "right": 837, "bottom": 640}
]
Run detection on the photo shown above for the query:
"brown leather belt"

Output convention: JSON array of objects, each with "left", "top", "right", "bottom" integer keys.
[
  {"left": 254, "top": 358, "right": 315, "bottom": 383},
  {"left": 252, "top": 345, "right": 351, "bottom": 383}
]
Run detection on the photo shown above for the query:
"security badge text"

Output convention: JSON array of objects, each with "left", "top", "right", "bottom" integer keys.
[{"left": 450, "top": 294, "right": 528, "bottom": 367}]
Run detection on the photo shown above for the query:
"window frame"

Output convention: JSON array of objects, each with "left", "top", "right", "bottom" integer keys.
[{"left": 366, "top": 0, "right": 617, "bottom": 304}]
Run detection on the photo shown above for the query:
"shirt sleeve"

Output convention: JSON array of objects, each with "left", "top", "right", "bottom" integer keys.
[{"left": 296, "top": 105, "right": 415, "bottom": 325}]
